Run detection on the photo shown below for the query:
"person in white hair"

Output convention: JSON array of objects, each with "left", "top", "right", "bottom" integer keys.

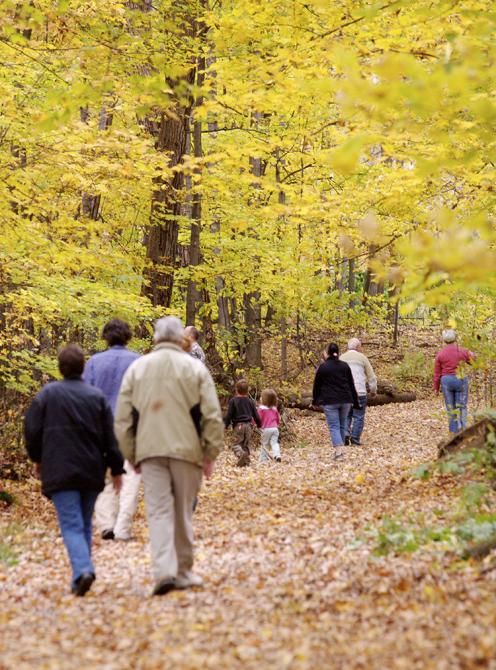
[
  {"left": 433, "top": 329, "right": 473, "bottom": 436},
  {"left": 340, "top": 337, "right": 377, "bottom": 446},
  {"left": 114, "top": 316, "right": 224, "bottom": 596}
]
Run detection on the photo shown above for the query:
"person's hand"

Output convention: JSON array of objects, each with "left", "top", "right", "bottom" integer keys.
[
  {"left": 112, "top": 475, "right": 123, "bottom": 492},
  {"left": 33, "top": 463, "right": 41, "bottom": 480},
  {"left": 133, "top": 463, "right": 141, "bottom": 474},
  {"left": 203, "top": 460, "right": 215, "bottom": 480}
]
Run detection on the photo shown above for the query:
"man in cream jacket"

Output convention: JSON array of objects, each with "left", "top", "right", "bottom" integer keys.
[
  {"left": 340, "top": 338, "right": 377, "bottom": 446},
  {"left": 114, "top": 316, "right": 224, "bottom": 596}
]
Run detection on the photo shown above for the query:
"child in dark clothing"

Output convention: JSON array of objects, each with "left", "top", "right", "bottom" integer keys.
[{"left": 224, "top": 379, "right": 261, "bottom": 467}]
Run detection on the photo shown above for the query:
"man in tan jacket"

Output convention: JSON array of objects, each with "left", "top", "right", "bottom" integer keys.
[
  {"left": 114, "top": 316, "right": 224, "bottom": 596},
  {"left": 340, "top": 337, "right": 377, "bottom": 446}
]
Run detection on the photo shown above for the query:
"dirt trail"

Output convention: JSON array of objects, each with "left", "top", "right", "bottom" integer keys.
[{"left": 1, "top": 399, "right": 495, "bottom": 670}]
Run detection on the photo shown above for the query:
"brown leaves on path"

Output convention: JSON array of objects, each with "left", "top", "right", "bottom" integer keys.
[{"left": 1, "top": 399, "right": 496, "bottom": 669}]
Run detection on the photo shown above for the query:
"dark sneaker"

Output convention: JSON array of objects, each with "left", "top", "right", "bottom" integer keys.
[
  {"left": 344, "top": 436, "right": 351, "bottom": 446},
  {"left": 236, "top": 451, "right": 250, "bottom": 467},
  {"left": 275, "top": 457, "right": 282, "bottom": 463},
  {"left": 152, "top": 579, "right": 176, "bottom": 596},
  {"left": 351, "top": 440, "right": 361, "bottom": 446},
  {"left": 73, "top": 572, "right": 95, "bottom": 597},
  {"left": 101, "top": 529, "right": 115, "bottom": 540}
]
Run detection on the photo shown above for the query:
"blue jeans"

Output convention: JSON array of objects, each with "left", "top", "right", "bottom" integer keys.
[
  {"left": 323, "top": 404, "right": 352, "bottom": 447},
  {"left": 347, "top": 395, "right": 367, "bottom": 444},
  {"left": 51, "top": 490, "right": 98, "bottom": 586},
  {"left": 441, "top": 375, "right": 468, "bottom": 433}
]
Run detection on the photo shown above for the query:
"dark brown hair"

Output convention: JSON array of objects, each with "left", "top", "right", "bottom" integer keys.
[
  {"left": 58, "top": 344, "right": 85, "bottom": 378},
  {"left": 102, "top": 319, "right": 132, "bottom": 346},
  {"left": 185, "top": 326, "right": 200, "bottom": 342},
  {"left": 235, "top": 379, "right": 249, "bottom": 395},
  {"left": 326, "top": 342, "right": 340, "bottom": 359},
  {"left": 261, "top": 388, "right": 278, "bottom": 407}
]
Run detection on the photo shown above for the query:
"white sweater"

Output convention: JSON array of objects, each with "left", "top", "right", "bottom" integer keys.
[{"left": 340, "top": 350, "right": 377, "bottom": 395}]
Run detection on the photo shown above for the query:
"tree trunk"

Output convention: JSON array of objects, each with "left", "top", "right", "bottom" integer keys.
[
  {"left": 280, "top": 317, "right": 288, "bottom": 379},
  {"left": 80, "top": 105, "right": 112, "bottom": 221},
  {"left": 142, "top": 105, "right": 192, "bottom": 308},
  {"left": 393, "top": 299, "right": 400, "bottom": 346},
  {"left": 185, "top": 55, "right": 205, "bottom": 325},
  {"left": 244, "top": 146, "right": 263, "bottom": 368},
  {"left": 283, "top": 381, "right": 416, "bottom": 410}
]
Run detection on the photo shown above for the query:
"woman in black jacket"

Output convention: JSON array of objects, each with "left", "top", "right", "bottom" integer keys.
[
  {"left": 24, "top": 344, "right": 125, "bottom": 596},
  {"left": 312, "top": 343, "right": 359, "bottom": 460}
]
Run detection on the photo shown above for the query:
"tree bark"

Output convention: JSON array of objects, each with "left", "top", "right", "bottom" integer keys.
[
  {"left": 244, "top": 146, "right": 263, "bottom": 368},
  {"left": 185, "top": 53, "right": 205, "bottom": 325},
  {"left": 80, "top": 105, "right": 112, "bottom": 221},
  {"left": 283, "top": 381, "right": 416, "bottom": 410},
  {"left": 142, "top": 104, "right": 192, "bottom": 308}
]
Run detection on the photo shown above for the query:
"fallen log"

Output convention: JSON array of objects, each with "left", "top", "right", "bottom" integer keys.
[
  {"left": 437, "top": 417, "right": 496, "bottom": 458},
  {"left": 283, "top": 380, "right": 416, "bottom": 411}
]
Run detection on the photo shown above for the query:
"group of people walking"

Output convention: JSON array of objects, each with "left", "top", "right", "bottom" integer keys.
[
  {"left": 312, "top": 338, "right": 377, "bottom": 460},
  {"left": 24, "top": 318, "right": 473, "bottom": 596},
  {"left": 25, "top": 317, "right": 219, "bottom": 597},
  {"left": 313, "top": 329, "right": 473, "bottom": 459}
]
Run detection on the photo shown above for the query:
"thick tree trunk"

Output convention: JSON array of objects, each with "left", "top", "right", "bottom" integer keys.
[
  {"left": 244, "top": 147, "right": 263, "bottom": 368},
  {"left": 244, "top": 292, "right": 262, "bottom": 368},
  {"left": 142, "top": 105, "right": 191, "bottom": 308},
  {"left": 185, "top": 56, "right": 205, "bottom": 325}
]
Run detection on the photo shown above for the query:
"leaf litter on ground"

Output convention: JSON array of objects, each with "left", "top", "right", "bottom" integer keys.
[{"left": 1, "top": 398, "right": 496, "bottom": 669}]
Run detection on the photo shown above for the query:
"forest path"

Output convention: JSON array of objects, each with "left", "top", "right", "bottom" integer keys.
[{"left": 1, "top": 398, "right": 496, "bottom": 670}]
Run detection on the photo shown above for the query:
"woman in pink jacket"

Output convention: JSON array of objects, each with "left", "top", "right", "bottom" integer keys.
[{"left": 433, "top": 329, "right": 473, "bottom": 435}]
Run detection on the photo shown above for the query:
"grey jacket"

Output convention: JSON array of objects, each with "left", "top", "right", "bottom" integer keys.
[{"left": 114, "top": 342, "right": 224, "bottom": 466}]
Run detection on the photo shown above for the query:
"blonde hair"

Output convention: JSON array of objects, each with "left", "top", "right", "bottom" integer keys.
[{"left": 261, "top": 388, "right": 278, "bottom": 407}]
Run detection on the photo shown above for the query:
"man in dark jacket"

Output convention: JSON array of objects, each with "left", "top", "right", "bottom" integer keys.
[{"left": 25, "top": 344, "right": 125, "bottom": 596}]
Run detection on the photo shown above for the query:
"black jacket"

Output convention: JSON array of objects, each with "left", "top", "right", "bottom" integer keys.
[
  {"left": 312, "top": 358, "right": 359, "bottom": 407},
  {"left": 24, "top": 377, "right": 125, "bottom": 497},
  {"left": 224, "top": 396, "right": 261, "bottom": 428}
]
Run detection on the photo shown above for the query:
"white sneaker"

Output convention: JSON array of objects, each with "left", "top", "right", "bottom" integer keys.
[{"left": 175, "top": 572, "right": 204, "bottom": 589}]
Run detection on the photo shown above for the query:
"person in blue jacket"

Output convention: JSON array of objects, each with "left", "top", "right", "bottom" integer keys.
[{"left": 84, "top": 319, "right": 140, "bottom": 541}]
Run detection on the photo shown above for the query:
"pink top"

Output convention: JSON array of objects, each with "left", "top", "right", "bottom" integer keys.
[
  {"left": 258, "top": 405, "right": 280, "bottom": 429},
  {"left": 433, "top": 344, "right": 472, "bottom": 391}
]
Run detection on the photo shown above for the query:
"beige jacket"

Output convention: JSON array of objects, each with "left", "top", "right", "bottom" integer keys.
[
  {"left": 340, "top": 349, "right": 377, "bottom": 395},
  {"left": 114, "top": 342, "right": 224, "bottom": 467}
]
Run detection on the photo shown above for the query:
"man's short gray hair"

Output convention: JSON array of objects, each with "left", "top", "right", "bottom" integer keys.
[
  {"left": 347, "top": 337, "right": 361, "bottom": 351},
  {"left": 154, "top": 316, "right": 184, "bottom": 344},
  {"left": 442, "top": 329, "right": 457, "bottom": 343}
]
